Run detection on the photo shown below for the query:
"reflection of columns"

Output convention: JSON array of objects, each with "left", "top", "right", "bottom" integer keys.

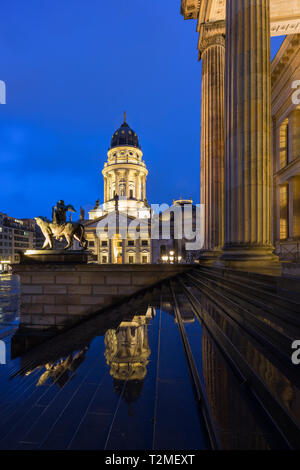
[
  {"left": 219, "top": 0, "right": 278, "bottom": 268},
  {"left": 199, "top": 34, "right": 225, "bottom": 263}
]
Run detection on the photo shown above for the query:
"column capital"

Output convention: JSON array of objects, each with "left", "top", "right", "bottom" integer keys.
[{"left": 198, "top": 21, "right": 225, "bottom": 59}]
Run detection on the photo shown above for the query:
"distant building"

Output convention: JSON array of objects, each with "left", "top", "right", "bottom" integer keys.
[{"left": 0, "top": 212, "right": 35, "bottom": 271}]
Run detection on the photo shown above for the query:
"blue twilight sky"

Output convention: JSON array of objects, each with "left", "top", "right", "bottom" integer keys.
[{"left": 0, "top": 0, "right": 285, "bottom": 219}]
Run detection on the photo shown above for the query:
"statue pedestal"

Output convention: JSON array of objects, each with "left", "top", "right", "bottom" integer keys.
[{"left": 19, "top": 250, "right": 88, "bottom": 264}]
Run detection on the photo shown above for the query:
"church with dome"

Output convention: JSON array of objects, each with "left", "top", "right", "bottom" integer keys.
[
  {"left": 81, "top": 113, "right": 197, "bottom": 265},
  {"left": 82, "top": 114, "right": 153, "bottom": 264}
]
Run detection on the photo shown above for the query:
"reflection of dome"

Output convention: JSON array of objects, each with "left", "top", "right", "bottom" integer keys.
[
  {"left": 110, "top": 120, "right": 140, "bottom": 149},
  {"left": 113, "top": 378, "right": 144, "bottom": 406}
]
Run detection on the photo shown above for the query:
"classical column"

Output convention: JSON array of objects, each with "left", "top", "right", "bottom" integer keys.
[
  {"left": 219, "top": 0, "right": 279, "bottom": 268},
  {"left": 115, "top": 171, "right": 120, "bottom": 197},
  {"left": 126, "top": 170, "right": 130, "bottom": 198},
  {"left": 104, "top": 176, "right": 107, "bottom": 203},
  {"left": 142, "top": 175, "right": 146, "bottom": 200},
  {"left": 137, "top": 174, "right": 141, "bottom": 200},
  {"left": 199, "top": 32, "right": 225, "bottom": 263}
]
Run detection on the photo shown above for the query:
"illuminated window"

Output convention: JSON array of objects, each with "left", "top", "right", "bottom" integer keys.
[
  {"left": 280, "top": 184, "right": 289, "bottom": 240},
  {"left": 102, "top": 256, "right": 107, "bottom": 264},
  {"left": 129, "top": 255, "right": 134, "bottom": 264},
  {"left": 142, "top": 255, "right": 148, "bottom": 264}
]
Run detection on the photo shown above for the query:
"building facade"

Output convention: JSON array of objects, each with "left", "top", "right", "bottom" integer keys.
[
  {"left": 0, "top": 213, "right": 35, "bottom": 271},
  {"left": 271, "top": 34, "right": 300, "bottom": 262},
  {"left": 181, "top": 0, "right": 300, "bottom": 270}
]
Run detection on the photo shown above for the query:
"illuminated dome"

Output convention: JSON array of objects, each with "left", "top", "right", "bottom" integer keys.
[{"left": 110, "top": 114, "right": 140, "bottom": 149}]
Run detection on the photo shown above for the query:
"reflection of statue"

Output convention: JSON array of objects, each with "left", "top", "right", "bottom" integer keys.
[
  {"left": 52, "top": 200, "right": 76, "bottom": 225},
  {"left": 35, "top": 217, "right": 88, "bottom": 250}
]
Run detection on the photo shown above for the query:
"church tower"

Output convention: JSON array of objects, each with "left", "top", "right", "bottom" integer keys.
[{"left": 89, "top": 113, "right": 150, "bottom": 219}]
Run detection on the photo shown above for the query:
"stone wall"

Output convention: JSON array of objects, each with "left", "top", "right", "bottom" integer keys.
[{"left": 12, "top": 264, "right": 192, "bottom": 328}]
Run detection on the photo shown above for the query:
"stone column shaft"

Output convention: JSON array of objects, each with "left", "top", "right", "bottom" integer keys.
[
  {"left": 126, "top": 170, "right": 130, "bottom": 198},
  {"left": 104, "top": 176, "right": 107, "bottom": 203},
  {"left": 115, "top": 172, "right": 120, "bottom": 197},
  {"left": 220, "top": 0, "right": 277, "bottom": 266},
  {"left": 143, "top": 175, "right": 146, "bottom": 201},
  {"left": 200, "top": 36, "right": 225, "bottom": 261}
]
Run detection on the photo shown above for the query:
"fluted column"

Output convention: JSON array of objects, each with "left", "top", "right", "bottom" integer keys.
[
  {"left": 137, "top": 174, "right": 141, "bottom": 200},
  {"left": 219, "top": 0, "right": 278, "bottom": 268},
  {"left": 126, "top": 170, "right": 130, "bottom": 198},
  {"left": 199, "top": 34, "right": 225, "bottom": 263}
]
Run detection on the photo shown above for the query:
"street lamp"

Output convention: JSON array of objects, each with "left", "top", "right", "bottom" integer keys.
[{"left": 160, "top": 250, "right": 183, "bottom": 264}]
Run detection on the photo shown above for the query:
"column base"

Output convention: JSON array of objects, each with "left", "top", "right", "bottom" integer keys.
[
  {"left": 197, "top": 249, "right": 223, "bottom": 265},
  {"left": 215, "top": 244, "right": 282, "bottom": 274}
]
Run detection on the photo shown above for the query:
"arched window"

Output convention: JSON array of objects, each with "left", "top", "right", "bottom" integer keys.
[{"left": 119, "top": 179, "right": 126, "bottom": 197}]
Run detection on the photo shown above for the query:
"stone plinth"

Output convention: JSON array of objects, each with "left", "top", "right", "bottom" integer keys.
[
  {"left": 19, "top": 250, "right": 88, "bottom": 264},
  {"left": 12, "top": 263, "right": 192, "bottom": 329}
]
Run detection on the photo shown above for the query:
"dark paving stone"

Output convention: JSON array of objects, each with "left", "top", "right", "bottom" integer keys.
[
  {"left": 40, "top": 381, "right": 99, "bottom": 449},
  {"left": 69, "top": 412, "right": 113, "bottom": 450}
]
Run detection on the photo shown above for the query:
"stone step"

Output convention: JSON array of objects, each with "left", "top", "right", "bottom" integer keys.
[{"left": 193, "top": 267, "right": 300, "bottom": 316}]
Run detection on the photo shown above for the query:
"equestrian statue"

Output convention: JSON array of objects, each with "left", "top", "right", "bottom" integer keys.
[{"left": 35, "top": 200, "right": 88, "bottom": 250}]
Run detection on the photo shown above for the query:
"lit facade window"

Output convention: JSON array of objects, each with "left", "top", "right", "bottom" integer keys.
[{"left": 280, "top": 184, "right": 289, "bottom": 240}]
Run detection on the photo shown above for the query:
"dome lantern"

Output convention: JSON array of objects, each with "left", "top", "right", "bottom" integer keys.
[{"left": 110, "top": 112, "right": 140, "bottom": 149}]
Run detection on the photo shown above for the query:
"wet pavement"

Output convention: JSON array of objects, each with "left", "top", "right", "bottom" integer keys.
[{"left": 0, "top": 273, "right": 299, "bottom": 450}]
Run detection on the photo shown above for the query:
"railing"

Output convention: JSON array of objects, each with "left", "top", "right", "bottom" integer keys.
[{"left": 277, "top": 241, "right": 300, "bottom": 262}]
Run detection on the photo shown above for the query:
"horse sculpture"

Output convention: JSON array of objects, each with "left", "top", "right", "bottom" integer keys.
[{"left": 35, "top": 217, "right": 88, "bottom": 250}]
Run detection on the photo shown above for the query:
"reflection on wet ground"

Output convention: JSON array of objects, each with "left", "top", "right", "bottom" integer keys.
[{"left": 0, "top": 273, "right": 299, "bottom": 450}]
